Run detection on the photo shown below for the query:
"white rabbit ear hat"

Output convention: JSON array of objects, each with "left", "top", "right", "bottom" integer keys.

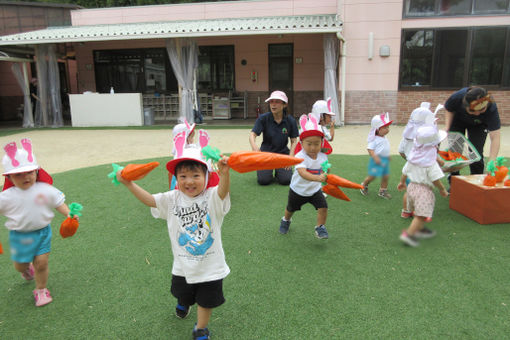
[
  {"left": 167, "top": 129, "right": 211, "bottom": 175},
  {"left": 311, "top": 98, "right": 336, "bottom": 117},
  {"left": 299, "top": 114, "right": 324, "bottom": 140},
  {"left": 2, "top": 138, "right": 39, "bottom": 175}
]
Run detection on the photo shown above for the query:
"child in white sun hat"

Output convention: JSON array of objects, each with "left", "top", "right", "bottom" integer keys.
[
  {"left": 360, "top": 113, "right": 393, "bottom": 199},
  {"left": 116, "top": 134, "right": 230, "bottom": 340},
  {"left": 398, "top": 102, "right": 445, "bottom": 217},
  {"left": 310, "top": 98, "right": 336, "bottom": 142},
  {"left": 397, "top": 125, "right": 449, "bottom": 247},
  {"left": 0, "top": 138, "right": 77, "bottom": 307}
]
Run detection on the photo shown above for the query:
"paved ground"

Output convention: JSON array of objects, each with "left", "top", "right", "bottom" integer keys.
[{"left": 0, "top": 124, "right": 509, "bottom": 185}]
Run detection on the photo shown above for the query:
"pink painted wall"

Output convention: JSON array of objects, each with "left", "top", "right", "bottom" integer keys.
[
  {"left": 340, "top": 0, "right": 510, "bottom": 92},
  {"left": 71, "top": 0, "right": 338, "bottom": 26},
  {"left": 74, "top": 34, "right": 325, "bottom": 93}
]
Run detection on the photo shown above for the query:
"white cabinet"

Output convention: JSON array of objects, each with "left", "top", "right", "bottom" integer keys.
[{"left": 212, "top": 97, "right": 230, "bottom": 119}]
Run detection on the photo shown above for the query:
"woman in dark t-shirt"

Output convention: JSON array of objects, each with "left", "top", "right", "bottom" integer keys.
[{"left": 444, "top": 87, "right": 501, "bottom": 175}]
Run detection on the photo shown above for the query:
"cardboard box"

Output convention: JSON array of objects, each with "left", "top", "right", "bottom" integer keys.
[{"left": 450, "top": 175, "right": 510, "bottom": 225}]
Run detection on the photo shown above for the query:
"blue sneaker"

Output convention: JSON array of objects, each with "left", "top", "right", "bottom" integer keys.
[
  {"left": 314, "top": 225, "right": 329, "bottom": 239},
  {"left": 175, "top": 303, "right": 190, "bottom": 319},
  {"left": 192, "top": 326, "right": 210, "bottom": 340},
  {"left": 279, "top": 219, "right": 291, "bottom": 234}
]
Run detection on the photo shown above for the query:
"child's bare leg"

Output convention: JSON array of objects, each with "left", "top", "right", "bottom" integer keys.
[
  {"left": 317, "top": 208, "right": 327, "bottom": 226},
  {"left": 407, "top": 216, "right": 426, "bottom": 235},
  {"left": 361, "top": 176, "right": 375, "bottom": 187},
  {"left": 380, "top": 174, "right": 390, "bottom": 190},
  {"left": 402, "top": 192, "right": 408, "bottom": 211},
  {"left": 33, "top": 253, "right": 50, "bottom": 289},
  {"left": 284, "top": 209, "right": 293, "bottom": 221},
  {"left": 14, "top": 261, "right": 31, "bottom": 273},
  {"left": 196, "top": 305, "right": 213, "bottom": 329}
]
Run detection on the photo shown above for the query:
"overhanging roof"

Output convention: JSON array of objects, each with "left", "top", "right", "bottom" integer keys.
[{"left": 0, "top": 14, "right": 341, "bottom": 46}]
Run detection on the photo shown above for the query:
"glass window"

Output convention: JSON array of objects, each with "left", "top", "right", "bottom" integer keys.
[
  {"left": 470, "top": 28, "right": 507, "bottom": 85},
  {"left": 94, "top": 48, "right": 176, "bottom": 93},
  {"left": 439, "top": 0, "right": 472, "bottom": 15},
  {"left": 400, "top": 30, "right": 434, "bottom": 86},
  {"left": 197, "top": 46, "right": 235, "bottom": 91},
  {"left": 405, "top": 0, "right": 436, "bottom": 16},
  {"left": 400, "top": 26, "right": 510, "bottom": 89},
  {"left": 474, "top": 0, "right": 509, "bottom": 13},
  {"left": 144, "top": 49, "right": 167, "bottom": 93},
  {"left": 433, "top": 29, "right": 467, "bottom": 88}
]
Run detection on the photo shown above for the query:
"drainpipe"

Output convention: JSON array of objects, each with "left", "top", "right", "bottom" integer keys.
[{"left": 336, "top": 31, "right": 346, "bottom": 126}]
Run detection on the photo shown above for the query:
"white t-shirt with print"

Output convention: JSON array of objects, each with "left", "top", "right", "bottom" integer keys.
[
  {"left": 402, "top": 161, "right": 444, "bottom": 188},
  {"left": 151, "top": 186, "right": 231, "bottom": 284},
  {"left": 290, "top": 150, "right": 328, "bottom": 197},
  {"left": 0, "top": 182, "right": 65, "bottom": 232},
  {"left": 367, "top": 135, "right": 391, "bottom": 157}
]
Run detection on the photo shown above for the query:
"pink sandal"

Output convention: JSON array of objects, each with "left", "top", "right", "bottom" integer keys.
[{"left": 33, "top": 288, "right": 53, "bottom": 307}]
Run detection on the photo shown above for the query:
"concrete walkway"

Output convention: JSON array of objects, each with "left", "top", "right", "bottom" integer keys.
[{"left": 0, "top": 125, "right": 509, "bottom": 180}]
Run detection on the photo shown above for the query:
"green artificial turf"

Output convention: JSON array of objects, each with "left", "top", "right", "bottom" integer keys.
[{"left": 0, "top": 155, "right": 509, "bottom": 339}]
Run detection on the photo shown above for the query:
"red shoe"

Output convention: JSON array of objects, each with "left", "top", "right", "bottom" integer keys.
[
  {"left": 33, "top": 288, "right": 53, "bottom": 307},
  {"left": 401, "top": 210, "right": 413, "bottom": 219}
]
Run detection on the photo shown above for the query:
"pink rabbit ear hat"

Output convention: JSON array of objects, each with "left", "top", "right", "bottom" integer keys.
[{"left": 299, "top": 114, "right": 324, "bottom": 140}]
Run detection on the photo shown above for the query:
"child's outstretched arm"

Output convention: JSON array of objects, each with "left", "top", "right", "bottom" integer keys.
[
  {"left": 217, "top": 155, "right": 230, "bottom": 200},
  {"left": 432, "top": 179, "right": 448, "bottom": 197},
  {"left": 56, "top": 203, "right": 72, "bottom": 218},
  {"left": 116, "top": 170, "right": 156, "bottom": 207},
  {"left": 397, "top": 174, "right": 407, "bottom": 191}
]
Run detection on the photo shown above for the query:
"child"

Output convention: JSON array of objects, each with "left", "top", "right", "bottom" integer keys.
[
  {"left": 360, "top": 113, "right": 393, "bottom": 199},
  {"left": 279, "top": 114, "right": 329, "bottom": 239},
  {"left": 0, "top": 139, "right": 77, "bottom": 307},
  {"left": 398, "top": 102, "right": 443, "bottom": 217},
  {"left": 116, "top": 141, "right": 230, "bottom": 340},
  {"left": 397, "top": 125, "right": 449, "bottom": 247},
  {"left": 310, "top": 98, "right": 336, "bottom": 142}
]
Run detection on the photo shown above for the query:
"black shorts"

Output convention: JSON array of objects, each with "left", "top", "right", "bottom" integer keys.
[
  {"left": 286, "top": 188, "right": 328, "bottom": 212},
  {"left": 171, "top": 275, "right": 225, "bottom": 308}
]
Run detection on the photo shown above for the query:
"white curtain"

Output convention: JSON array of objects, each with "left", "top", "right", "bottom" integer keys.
[
  {"left": 34, "top": 44, "right": 63, "bottom": 127},
  {"left": 324, "top": 34, "right": 340, "bottom": 125},
  {"left": 11, "top": 63, "right": 34, "bottom": 128},
  {"left": 165, "top": 38, "right": 198, "bottom": 123}
]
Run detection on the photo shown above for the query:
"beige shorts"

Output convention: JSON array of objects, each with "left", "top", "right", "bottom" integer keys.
[{"left": 406, "top": 182, "right": 435, "bottom": 218}]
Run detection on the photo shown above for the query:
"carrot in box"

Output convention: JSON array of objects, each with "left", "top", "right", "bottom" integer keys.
[
  {"left": 483, "top": 161, "right": 497, "bottom": 187},
  {"left": 495, "top": 156, "right": 508, "bottom": 183},
  {"left": 60, "top": 202, "right": 83, "bottom": 238},
  {"left": 201, "top": 145, "right": 303, "bottom": 173},
  {"left": 108, "top": 161, "right": 159, "bottom": 185}
]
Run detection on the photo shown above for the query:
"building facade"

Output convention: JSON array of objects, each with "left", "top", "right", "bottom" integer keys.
[{"left": 0, "top": 0, "right": 508, "bottom": 125}]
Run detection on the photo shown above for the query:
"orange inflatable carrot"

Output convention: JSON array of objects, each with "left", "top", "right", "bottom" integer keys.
[
  {"left": 226, "top": 151, "right": 303, "bottom": 173},
  {"left": 326, "top": 174, "right": 364, "bottom": 189},
  {"left": 121, "top": 162, "right": 160, "bottom": 181},
  {"left": 0, "top": 241, "right": 3, "bottom": 254},
  {"left": 59, "top": 203, "right": 82, "bottom": 239},
  {"left": 322, "top": 184, "right": 351, "bottom": 201},
  {"left": 60, "top": 218, "right": 79, "bottom": 238}
]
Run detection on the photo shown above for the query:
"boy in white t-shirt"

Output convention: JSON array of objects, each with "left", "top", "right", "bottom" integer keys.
[
  {"left": 360, "top": 113, "right": 393, "bottom": 199},
  {"left": 116, "top": 140, "right": 230, "bottom": 340},
  {"left": 279, "top": 114, "right": 329, "bottom": 239},
  {"left": 0, "top": 139, "right": 77, "bottom": 307},
  {"left": 397, "top": 125, "right": 449, "bottom": 247}
]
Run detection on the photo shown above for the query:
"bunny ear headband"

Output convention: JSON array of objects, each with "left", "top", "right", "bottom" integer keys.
[
  {"left": 299, "top": 114, "right": 324, "bottom": 141},
  {"left": 167, "top": 129, "right": 211, "bottom": 174}
]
